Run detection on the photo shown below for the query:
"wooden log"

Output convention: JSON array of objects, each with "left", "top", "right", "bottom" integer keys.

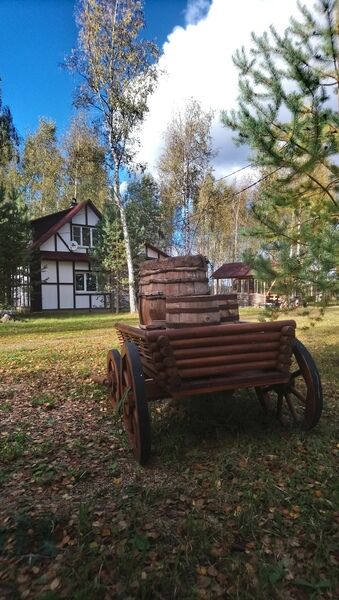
[
  {"left": 173, "top": 341, "right": 280, "bottom": 359},
  {"left": 159, "top": 346, "right": 174, "bottom": 357},
  {"left": 176, "top": 351, "right": 279, "bottom": 369},
  {"left": 154, "top": 361, "right": 166, "bottom": 372},
  {"left": 139, "top": 254, "right": 208, "bottom": 273},
  {"left": 174, "top": 371, "right": 289, "bottom": 397},
  {"left": 170, "top": 332, "right": 282, "bottom": 349},
  {"left": 179, "top": 360, "right": 277, "bottom": 379},
  {"left": 156, "top": 335, "right": 170, "bottom": 347},
  {"left": 145, "top": 320, "right": 296, "bottom": 341}
]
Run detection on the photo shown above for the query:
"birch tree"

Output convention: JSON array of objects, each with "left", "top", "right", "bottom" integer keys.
[
  {"left": 157, "top": 98, "right": 214, "bottom": 254},
  {"left": 62, "top": 114, "right": 108, "bottom": 210},
  {"left": 67, "top": 0, "right": 158, "bottom": 311}
]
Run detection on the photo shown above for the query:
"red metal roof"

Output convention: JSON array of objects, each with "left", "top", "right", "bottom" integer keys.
[
  {"left": 31, "top": 200, "right": 101, "bottom": 249},
  {"left": 212, "top": 262, "right": 253, "bottom": 279}
]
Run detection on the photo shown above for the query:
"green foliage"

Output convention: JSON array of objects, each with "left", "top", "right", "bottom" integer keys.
[
  {"left": 126, "top": 173, "right": 165, "bottom": 263},
  {"left": 61, "top": 114, "right": 109, "bottom": 210},
  {"left": 23, "top": 118, "right": 63, "bottom": 217},
  {"left": 0, "top": 88, "right": 19, "bottom": 170},
  {"left": 223, "top": 0, "right": 339, "bottom": 297},
  {"left": 0, "top": 185, "right": 30, "bottom": 307},
  {"left": 157, "top": 98, "right": 215, "bottom": 254}
]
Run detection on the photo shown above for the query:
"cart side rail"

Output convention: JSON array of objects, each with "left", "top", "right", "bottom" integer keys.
[{"left": 116, "top": 320, "right": 296, "bottom": 392}]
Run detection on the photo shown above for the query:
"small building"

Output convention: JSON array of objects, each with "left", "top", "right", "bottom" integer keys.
[
  {"left": 24, "top": 200, "right": 110, "bottom": 311},
  {"left": 144, "top": 242, "right": 170, "bottom": 260},
  {"left": 212, "top": 262, "right": 267, "bottom": 306}
]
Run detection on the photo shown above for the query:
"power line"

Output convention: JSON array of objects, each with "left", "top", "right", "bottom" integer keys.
[{"left": 214, "top": 163, "right": 253, "bottom": 182}]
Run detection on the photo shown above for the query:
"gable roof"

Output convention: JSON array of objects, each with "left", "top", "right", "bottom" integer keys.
[
  {"left": 31, "top": 200, "right": 101, "bottom": 249},
  {"left": 145, "top": 242, "right": 170, "bottom": 259},
  {"left": 212, "top": 262, "right": 253, "bottom": 279}
]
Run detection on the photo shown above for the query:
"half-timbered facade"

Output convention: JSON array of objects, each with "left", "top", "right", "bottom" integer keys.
[{"left": 29, "top": 200, "right": 110, "bottom": 311}]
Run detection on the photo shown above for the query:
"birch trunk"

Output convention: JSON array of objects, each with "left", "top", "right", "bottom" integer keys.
[{"left": 112, "top": 179, "right": 136, "bottom": 313}]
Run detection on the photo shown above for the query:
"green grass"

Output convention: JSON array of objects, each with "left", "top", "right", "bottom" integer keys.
[{"left": 0, "top": 307, "right": 338, "bottom": 599}]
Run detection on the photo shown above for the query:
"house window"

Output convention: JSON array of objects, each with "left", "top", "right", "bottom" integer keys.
[
  {"left": 75, "top": 272, "right": 98, "bottom": 293},
  {"left": 72, "top": 225, "right": 98, "bottom": 248}
]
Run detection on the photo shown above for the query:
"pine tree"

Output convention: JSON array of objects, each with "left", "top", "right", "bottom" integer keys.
[
  {"left": 93, "top": 202, "right": 127, "bottom": 313},
  {"left": 0, "top": 185, "right": 30, "bottom": 307},
  {"left": 222, "top": 0, "right": 339, "bottom": 298},
  {"left": 126, "top": 174, "right": 164, "bottom": 264}
]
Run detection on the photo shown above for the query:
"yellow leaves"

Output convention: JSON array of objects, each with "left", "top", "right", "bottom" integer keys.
[
  {"left": 193, "top": 498, "right": 205, "bottom": 510},
  {"left": 113, "top": 476, "right": 122, "bottom": 486},
  {"left": 196, "top": 566, "right": 208, "bottom": 576},
  {"left": 50, "top": 577, "right": 60, "bottom": 591},
  {"left": 314, "top": 489, "right": 323, "bottom": 497}
]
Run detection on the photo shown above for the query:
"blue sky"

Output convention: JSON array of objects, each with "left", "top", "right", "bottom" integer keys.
[
  {"left": 0, "top": 0, "right": 301, "bottom": 176},
  {"left": 0, "top": 0, "right": 188, "bottom": 139}
]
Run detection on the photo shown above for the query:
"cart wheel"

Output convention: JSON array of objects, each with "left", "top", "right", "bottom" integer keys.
[
  {"left": 258, "top": 339, "right": 323, "bottom": 430},
  {"left": 107, "top": 349, "right": 121, "bottom": 409},
  {"left": 121, "top": 342, "right": 151, "bottom": 465}
]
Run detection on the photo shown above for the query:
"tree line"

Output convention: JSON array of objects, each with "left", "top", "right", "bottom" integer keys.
[{"left": 0, "top": 0, "right": 337, "bottom": 310}]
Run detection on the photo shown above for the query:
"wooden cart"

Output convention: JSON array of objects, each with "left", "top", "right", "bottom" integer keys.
[{"left": 107, "top": 318, "right": 323, "bottom": 465}]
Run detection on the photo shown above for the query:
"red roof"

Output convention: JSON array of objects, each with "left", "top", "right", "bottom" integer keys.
[
  {"left": 31, "top": 200, "right": 101, "bottom": 249},
  {"left": 212, "top": 262, "right": 253, "bottom": 279}
]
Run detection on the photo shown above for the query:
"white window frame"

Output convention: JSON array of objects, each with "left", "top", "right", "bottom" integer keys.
[
  {"left": 72, "top": 225, "right": 98, "bottom": 248},
  {"left": 75, "top": 271, "right": 98, "bottom": 293}
]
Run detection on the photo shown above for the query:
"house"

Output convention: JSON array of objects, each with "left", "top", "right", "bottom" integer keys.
[
  {"left": 144, "top": 242, "right": 170, "bottom": 260},
  {"left": 26, "top": 200, "right": 110, "bottom": 311},
  {"left": 212, "top": 261, "right": 267, "bottom": 306}
]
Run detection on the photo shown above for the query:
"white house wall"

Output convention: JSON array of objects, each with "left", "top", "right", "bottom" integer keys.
[
  {"left": 33, "top": 202, "right": 110, "bottom": 311},
  {"left": 42, "top": 284, "right": 58, "bottom": 309},
  {"left": 40, "top": 237, "right": 55, "bottom": 251},
  {"left": 87, "top": 208, "right": 99, "bottom": 226},
  {"left": 41, "top": 260, "right": 57, "bottom": 283},
  {"left": 56, "top": 223, "right": 71, "bottom": 251},
  {"left": 59, "top": 261, "right": 73, "bottom": 283},
  {"left": 71, "top": 208, "right": 86, "bottom": 225},
  {"left": 92, "top": 295, "right": 105, "bottom": 308},
  {"left": 76, "top": 295, "right": 90, "bottom": 309},
  {"left": 75, "top": 261, "right": 89, "bottom": 271},
  {"left": 59, "top": 285, "right": 74, "bottom": 309}
]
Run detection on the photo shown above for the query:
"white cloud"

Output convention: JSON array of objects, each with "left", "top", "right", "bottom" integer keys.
[{"left": 137, "top": 0, "right": 301, "bottom": 180}]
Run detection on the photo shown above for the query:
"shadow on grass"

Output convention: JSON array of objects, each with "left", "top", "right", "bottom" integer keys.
[
  {"left": 0, "top": 312, "right": 138, "bottom": 337},
  {"left": 150, "top": 390, "right": 278, "bottom": 463}
]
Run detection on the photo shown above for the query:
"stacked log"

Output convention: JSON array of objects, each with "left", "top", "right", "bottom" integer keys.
[{"left": 138, "top": 255, "right": 209, "bottom": 327}]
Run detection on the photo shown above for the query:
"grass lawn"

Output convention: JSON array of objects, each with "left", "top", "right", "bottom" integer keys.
[{"left": 0, "top": 307, "right": 338, "bottom": 599}]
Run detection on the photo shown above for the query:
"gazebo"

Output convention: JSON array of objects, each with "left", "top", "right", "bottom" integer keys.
[{"left": 212, "top": 262, "right": 267, "bottom": 306}]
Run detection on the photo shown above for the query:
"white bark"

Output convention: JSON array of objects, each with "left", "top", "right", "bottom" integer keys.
[{"left": 112, "top": 179, "right": 136, "bottom": 313}]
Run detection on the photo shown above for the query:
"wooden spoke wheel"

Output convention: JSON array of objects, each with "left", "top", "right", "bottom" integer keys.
[
  {"left": 258, "top": 339, "right": 323, "bottom": 430},
  {"left": 121, "top": 342, "right": 151, "bottom": 465},
  {"left": 107, "top": 349, "right": 121, "bottom": 409}
]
